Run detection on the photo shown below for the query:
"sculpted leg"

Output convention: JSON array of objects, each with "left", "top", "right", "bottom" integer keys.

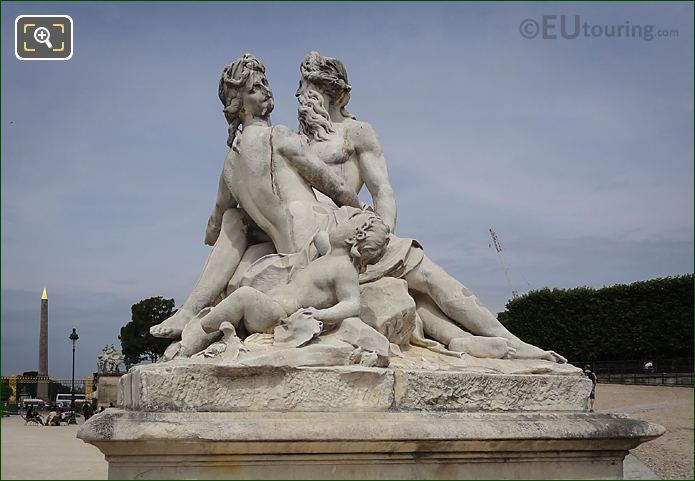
[
  {"left": 150, "top": 208, "right": 248, "bottom": 339},
  {"left": 413, "top": 292, "right": 515, "bottom": 359},
  {"left": 413, "top": 292, "right": 473, "bottom": 344},
  {"left": 404, "top": 256, "right": 566, "bottom": 363},
  {"left": 176, "top": 308, "right": 223, "bottom": 358},
  {"left": 200, "top": 286, "right": 286, "bottom": 336}
]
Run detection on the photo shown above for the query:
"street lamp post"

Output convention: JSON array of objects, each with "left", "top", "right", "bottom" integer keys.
[{"left": 68, "top": 328, "right": 79, "bottom": 425}]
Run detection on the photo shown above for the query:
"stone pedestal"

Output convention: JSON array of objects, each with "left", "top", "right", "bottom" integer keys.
[
  {"left": 115, "top": 362, "right": 590, "bottom": 412},
  {"left": 96, "top": 374, "right": 123, "bottom": 408},
  {"left": 79, "top": 410, "right": 663, "bottom": 480},
  {"left": 78, "top": 364, "right": 664, "bottom": 479}
]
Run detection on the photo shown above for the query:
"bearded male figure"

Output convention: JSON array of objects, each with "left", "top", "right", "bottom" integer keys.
[{"left": 295, "top": 51, "right": 564, "bottom": 362}]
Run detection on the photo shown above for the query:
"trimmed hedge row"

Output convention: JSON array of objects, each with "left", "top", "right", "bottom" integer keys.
[{"left": 498, "top": 275, "right": 693, "bottom": 362}]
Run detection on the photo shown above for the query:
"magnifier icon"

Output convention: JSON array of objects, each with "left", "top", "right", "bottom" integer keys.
[{"left": 33, "top": 27, "right": 53, "bottom": 49}]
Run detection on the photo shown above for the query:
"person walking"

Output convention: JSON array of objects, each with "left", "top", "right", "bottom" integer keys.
[
  {"left": 82, "top": 401, "right": 93, "bottom": 421},
  {"left": 583, "top": 364, "right": 598, "bottom": 412}
]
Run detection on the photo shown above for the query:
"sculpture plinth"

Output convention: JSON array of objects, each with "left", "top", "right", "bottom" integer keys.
[
  {"left": 78, "top": 362, "right": 664, "bottom": 479},
  {"left": 80, "top": 394, "right": 663, "bottom": 479},
  {"left": 116, "top": 362, "right": 589, "bottom": 413}
]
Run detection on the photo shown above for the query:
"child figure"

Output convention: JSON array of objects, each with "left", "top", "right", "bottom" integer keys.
[{"left": 173, "top": 210, "right": 390, "bottom": 358}]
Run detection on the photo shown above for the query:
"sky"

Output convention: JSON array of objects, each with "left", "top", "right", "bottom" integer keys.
[{"left": 1, "top": 2, "right": 693, "bottom": 379}]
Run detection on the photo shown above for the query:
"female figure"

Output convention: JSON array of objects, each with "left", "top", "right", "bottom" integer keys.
[{"left": 150, "top": 53, "right": 360, "bottom": 338}]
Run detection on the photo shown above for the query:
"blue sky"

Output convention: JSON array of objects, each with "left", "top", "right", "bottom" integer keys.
[{"left": 2, "top": 2, "right": 693, "bottom": 379}]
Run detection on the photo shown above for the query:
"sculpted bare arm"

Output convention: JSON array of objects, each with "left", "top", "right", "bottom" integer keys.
[
  {"left": 312, "top": 265, "right": 360, "bottom": 325},
  {"left": 204, "top": 168, "right": 238, "bottom": 246},
  {"left": 351, "top": 121, "right": 397, "bottom": 231},
  {"left": 275, "top": 126, "right": 361, "bottom": 209}
]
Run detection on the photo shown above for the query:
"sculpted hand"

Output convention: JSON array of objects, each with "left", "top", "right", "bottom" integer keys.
[
  {"left": 360, "top": 202, "right": 375, "bottom": 213},
  {"left": 302, "top": 307, "right": 324, "bottom": 321},
  {"left": 204, "top": 215, "right": 222, "bottom": 246}
]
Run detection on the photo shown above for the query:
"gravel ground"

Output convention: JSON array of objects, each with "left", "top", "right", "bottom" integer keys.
[
  {"left": 1, "top": 384, "right": 691, "bottom": 479},
  {"left": 1, "top": 415, "right": 106, "bottom": 479},
  {"left": 596, "top": 384, "right": 693, "bottom": 480}
]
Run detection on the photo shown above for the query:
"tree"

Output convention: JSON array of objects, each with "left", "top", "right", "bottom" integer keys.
[
  {"left": 118, "top": 297, "right": 175, "bottom": 366},
  {"left": 1, "top": 378, "right": 13, "bottom": 404},
  {"left": 499, "top": 275, "right": 693, "bottom": 361}
]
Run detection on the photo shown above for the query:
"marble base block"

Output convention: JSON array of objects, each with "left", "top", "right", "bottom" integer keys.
[
  {"left": 78, "top": 409, "right": 664, "bottom": 479},
  {"left": 117, "top": 363, "right": 591, "bottom": 412},
  {"left": 96, "top": 374, "right": 123, "bottom": 408}
]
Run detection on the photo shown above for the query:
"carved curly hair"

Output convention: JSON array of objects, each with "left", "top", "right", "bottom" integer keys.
[
  {"left": 299, "top": 51, "right": 355, "bottom": 120},
  {"left": 218, "top": 53, "right": 267, "bottom": 149},
  {"left": 345, "top": 210, "right": 390, "bottom": 273}
]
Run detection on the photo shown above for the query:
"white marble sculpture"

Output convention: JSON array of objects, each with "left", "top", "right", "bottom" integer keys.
[
  {"left": 79, "top": 52, "right": 664, "bottom": 481},
  {"left": 149, "top": 52, "right": 566, "bottom": 369},
  {"left": 97, "top": 344, "right": 125, "bottom": 374}
]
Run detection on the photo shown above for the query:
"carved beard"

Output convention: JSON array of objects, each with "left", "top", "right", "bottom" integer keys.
[{"left": 297, "top": 88, "right": 335, "bottom": 142}]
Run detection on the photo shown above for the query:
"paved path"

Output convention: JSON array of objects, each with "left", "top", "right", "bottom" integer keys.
[{"left": 1, "top": 416, "right": 106, "bottom": 480}]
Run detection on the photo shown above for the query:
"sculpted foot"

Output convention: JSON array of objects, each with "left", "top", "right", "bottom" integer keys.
[
  {"left": 150, "top": 308, "right": 196, "bottom": 339},
  {"left": 448, "top": 336, "right": 510, "bottom": 359},
  {"left": 508, "top": 341, "right": 567, "bottom": 363},
  {"left": 504, "top": 342, "right": 518, "bottom": 359},
  {"left": 546, "top": 350, "right": 567, "bottom": 364}
]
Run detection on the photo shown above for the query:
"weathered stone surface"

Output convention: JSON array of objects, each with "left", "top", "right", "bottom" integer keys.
[
  {"left": 119, "top": 363, "right": 394, "bottom": 412},
  {"left": 359, "top": 277, "right": 416, "bottom": 346},
  {"left": 394, "top": 370, "right": 593, "bottom": 412},
  {"left": 96, "top": 374, "right": 122, "bottom": 409},
  {"left": 78, "top": 409, "right": 665, "bottom": 480},
  {"left": 389, "top": 344, "right": 580, "bottom": 375},
  {"left": 119, "top": 362, "right": 590, "bottom": 413},
  {"left": 335, "top": 317, "right": 390, "bottom": 357},
  {"left": 230, "top": 340, "right": 356, "bottom": 367}
]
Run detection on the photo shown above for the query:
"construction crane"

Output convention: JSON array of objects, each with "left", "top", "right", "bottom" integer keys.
[{"left": 489, "top": 228, "right": 520, "bottom": 300}]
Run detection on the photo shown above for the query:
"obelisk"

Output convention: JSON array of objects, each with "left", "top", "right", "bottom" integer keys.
[{"left": 37, "top": 288, "right": 49, "bottom": 401}]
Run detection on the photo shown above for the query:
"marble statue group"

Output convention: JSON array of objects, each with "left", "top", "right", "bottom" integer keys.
[
  {"left": 149, "top": 52, "right": 567, "bottom": 370},
  {"left": 77, "top": 51, "right": 664, "bottom": 481},
  {"left": 97, "top": 344, "right": 125, "bottom": 374}
]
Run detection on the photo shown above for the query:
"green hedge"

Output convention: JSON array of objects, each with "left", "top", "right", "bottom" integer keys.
[{"left": 498, "top": 275, "right": 693, "bottom": 362}]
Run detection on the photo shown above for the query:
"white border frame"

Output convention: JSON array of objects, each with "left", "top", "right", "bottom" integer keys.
[{"left": 15, "top": 15, "right": 74, "bottom": 61}]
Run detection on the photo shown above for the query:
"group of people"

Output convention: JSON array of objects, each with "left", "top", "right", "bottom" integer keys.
[
  {"left": 24, "top": 401, "right": 110, "bottom": 426},
  {"left": 23, "top": 405, "right": 45, "bottom": 425},
  {"left": 24, "top": 404, "right": 66, "bottom": 426}
]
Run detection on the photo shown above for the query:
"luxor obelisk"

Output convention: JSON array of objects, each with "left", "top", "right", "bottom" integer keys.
[{"left": 37, "top": 288, "right": 49, "bottom": 401}]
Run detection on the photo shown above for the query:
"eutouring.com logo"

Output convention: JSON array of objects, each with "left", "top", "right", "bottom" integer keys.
[{"left": 519, "top": 15, "right": 679, "bottom": 41}]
